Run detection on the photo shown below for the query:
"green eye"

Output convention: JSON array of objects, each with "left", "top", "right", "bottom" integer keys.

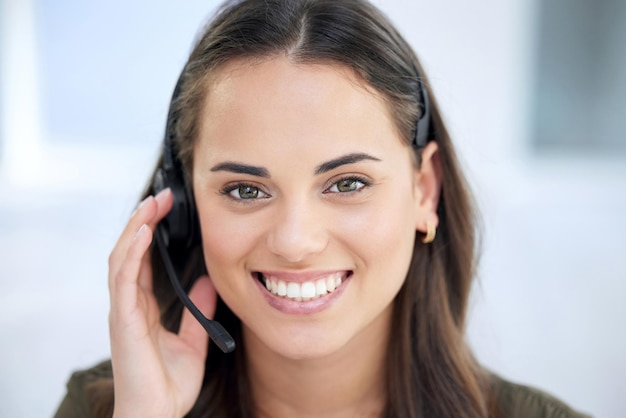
[
  {"left": 338, "top": 179, "right": 359, "bottom": 192},
  {"left": 225, "top": 184, "right": 267, "bottom": 200},
  {"left": 239, "top": 186, "right": 259, "bottom": 199},
  {"left": 328, "top": 177, "right": 368, "bottom": 193}
]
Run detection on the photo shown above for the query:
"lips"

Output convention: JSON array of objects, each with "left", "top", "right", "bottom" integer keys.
[{"left": 255, "top": 271, "right": 350, "bottom": 302}]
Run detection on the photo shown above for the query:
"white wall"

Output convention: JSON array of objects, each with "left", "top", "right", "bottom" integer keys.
[{"left": 1, "top": 0, "right": 623, "bottom": 416}]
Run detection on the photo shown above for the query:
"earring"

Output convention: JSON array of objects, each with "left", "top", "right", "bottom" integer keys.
[{"left": 422, "top": 221, "right": 436, "bottom": 244}]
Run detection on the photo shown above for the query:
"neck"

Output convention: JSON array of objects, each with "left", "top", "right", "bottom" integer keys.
[{"left": 243, "top": 307, "right": 392, "bottom": 418}]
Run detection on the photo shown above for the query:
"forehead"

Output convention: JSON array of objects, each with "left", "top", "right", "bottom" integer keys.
[
  {"left": 208, "top": 56, "right": 384, "bottom": 102},
  {"left": 196, "top": 57, "right": 403, "bottom": 162}
]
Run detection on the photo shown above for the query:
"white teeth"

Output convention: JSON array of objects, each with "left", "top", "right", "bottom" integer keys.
[
  {"left": 315, "top": 279, "right": 327, "bottom": 295},
  {"left": 287, "top": 282, "right": 300, "bottom": 298},
  {"left": 277, "top": 281, "right": 287, "bottom": 296},
  {"left": 301, "top": 282, "right": 316, "bottom": 298},
  {"left": 326, "top": 276, "right": 336, "bottom": 292},
  {"left": 262, "top": 273, "right": 346, "bottom": 301}
]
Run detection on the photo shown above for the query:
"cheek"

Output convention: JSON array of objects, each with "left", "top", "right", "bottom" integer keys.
[
  {"left": 339, "top": 191, "right": 417, "bottom": 266},
  {"left": 197, "top": 207, "right": 264, "bottom": 277},
  {"left": 365, "top": 214, "right": 415, "bottom": 288}
]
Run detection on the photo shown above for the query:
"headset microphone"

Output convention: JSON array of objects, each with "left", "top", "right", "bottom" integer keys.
[{"left": 154, "top": 227, "right": 235, "bottom": 353}]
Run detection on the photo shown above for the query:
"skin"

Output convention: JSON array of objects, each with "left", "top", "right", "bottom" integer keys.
[
  {"left": 108, "top": 189, "right": 217, "bottom": 418},
  {"left": 107, "top": 56, "right": 441, "bottom": 417}
]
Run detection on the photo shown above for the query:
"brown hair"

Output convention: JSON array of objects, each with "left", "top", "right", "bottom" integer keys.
[{"left": 91, "top": 0, "right": 495, "bottom": 416}]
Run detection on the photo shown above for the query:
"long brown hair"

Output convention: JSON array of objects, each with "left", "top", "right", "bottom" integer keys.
[{"left": 90, "top": 1, "right": 494, "bottom": 416}]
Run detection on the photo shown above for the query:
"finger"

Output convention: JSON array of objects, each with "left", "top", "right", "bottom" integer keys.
[
  {"left": 146, "top": 188, "right": 174, "bottom": 232},
  {"left": 135, "top": 188, "right": 174, "bottom": 293},
  {"left": 136, "top": 249, "right": 154, "bottom": 294},
  {"left": 115, "top": 188, "right": 172, "bottom": 268},
  {"left": 108, "top": 189, "right": 173, "bottom": 284},
  {"left": 108, "top": 196, "right": 156, "bottom": 286},
  {"left": 178, "top": 276, "right": 218, "bottom": 358},
  {"left": 110, "top": 223, "right": 154, "bottom": 318}
]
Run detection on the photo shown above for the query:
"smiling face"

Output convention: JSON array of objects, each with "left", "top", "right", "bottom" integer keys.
[{"left": 192, "top": 56, "right": 423, "bottom": 360}]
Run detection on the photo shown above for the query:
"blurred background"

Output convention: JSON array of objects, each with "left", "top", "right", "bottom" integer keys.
[{"left": 1, "top": 0, "right": 624, "bottom": 416}]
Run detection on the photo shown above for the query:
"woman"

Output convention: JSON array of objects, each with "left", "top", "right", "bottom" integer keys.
[{"left": 55, "top": 0, "right": 590, "bottom": 417}]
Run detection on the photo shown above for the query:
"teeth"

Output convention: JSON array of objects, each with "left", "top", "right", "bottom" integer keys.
[
  {"left": 287, "top": 282, "right": 300, "bottom": 298},
  {"left": 262, "top": 272, "right": 345, "bottom": 302},
  {"left": 301, "top": 282, "right": 316, "bottom": 298},
  {"left": 277, "top": 281, "right": 287, "bottom": 296},
  {"left": 316, "top": 279, "right": 327, "bottom": 295},
  {"left": 326, "top": 275, "right": 336, "bottom": 292}
]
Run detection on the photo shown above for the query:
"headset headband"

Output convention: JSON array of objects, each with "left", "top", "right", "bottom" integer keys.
[
  {"left": 413, "top": 73, "right": 432, "bottom": 148},
  {"left": 163, "top": 73, "right": 185, "bottom": 171}
]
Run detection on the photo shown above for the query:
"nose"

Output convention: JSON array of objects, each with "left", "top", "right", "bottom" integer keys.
[{"left": 266, "top": 199, "right": 328, "bottom": 263}]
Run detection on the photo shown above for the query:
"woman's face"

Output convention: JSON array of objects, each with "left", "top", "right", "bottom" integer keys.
[{"left": 193, "top": 57, "right": 423, "bottom": 360}]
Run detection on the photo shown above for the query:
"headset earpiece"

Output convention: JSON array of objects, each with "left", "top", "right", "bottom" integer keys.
[{"left": 152, "top": 165, "right": 199, "bottom": 250}]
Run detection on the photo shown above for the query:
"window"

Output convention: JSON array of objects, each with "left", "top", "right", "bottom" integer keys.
[{"left": 531, "top": 0, "right": 626, "bottom": 154}]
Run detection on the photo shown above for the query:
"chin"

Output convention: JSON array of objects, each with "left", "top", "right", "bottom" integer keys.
[{"left": 244, "top": 320, "right": 353, "bottom": 361}]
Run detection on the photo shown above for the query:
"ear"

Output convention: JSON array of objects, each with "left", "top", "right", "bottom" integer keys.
[{"left": 413, "top": 141, "right": 442, "bottom": 233}]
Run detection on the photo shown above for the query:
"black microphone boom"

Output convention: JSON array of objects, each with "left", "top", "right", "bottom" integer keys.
[{"left": 154, "top": 225, "right": 236, "bottom": 353}]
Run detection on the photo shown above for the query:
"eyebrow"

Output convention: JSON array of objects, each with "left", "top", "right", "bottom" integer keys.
[
  {"left": 209, "top": 152, "right": 381, "bottom": 178},
  {"left": 314, "top": 153, "right": 381, "bottom": 175},
  {"left": 210, "top": 162, "right": 271, "bottom": 178}
]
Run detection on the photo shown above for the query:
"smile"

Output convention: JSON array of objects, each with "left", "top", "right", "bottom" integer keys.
[{"left": 256, "top": 271, "right": 350, "bottom": 302}]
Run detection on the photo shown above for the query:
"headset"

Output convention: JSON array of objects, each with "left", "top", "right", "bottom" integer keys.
[
  {"left": 151, "top": 63, "right": 432, "bottom": 354},
  {"left": 152, "top": 73, "right": 236, "bottom": 354}
]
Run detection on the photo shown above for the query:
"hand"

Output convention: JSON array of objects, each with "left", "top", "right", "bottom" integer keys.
[{"left": 108, "top": 188, "right": 216, "bottom": 418}]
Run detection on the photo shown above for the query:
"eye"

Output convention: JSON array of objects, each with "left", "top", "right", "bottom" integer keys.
[
  {"left": 326, "top": 176, "right": 370, "bottom": 194},
  {"left": 222, "top": 183, "right": 269, "bottom": 200}
]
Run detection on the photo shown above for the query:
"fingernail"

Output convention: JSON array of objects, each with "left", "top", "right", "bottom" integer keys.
[
  {"left": 155, "top": 188, "right": 171, "bottom": 204},
  {"left": 134, "top": 224, "right": 148, "bottom": 240},
  {"left": 132, "top": 196, "right": 152, "bottom": 217}
]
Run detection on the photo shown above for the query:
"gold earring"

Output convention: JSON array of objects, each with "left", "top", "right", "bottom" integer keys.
[{"left": 422, "top": 221, "right": 436, "bottom": 244}]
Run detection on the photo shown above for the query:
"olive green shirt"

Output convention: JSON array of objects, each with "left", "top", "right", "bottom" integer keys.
[{"left": 54, "top": 360, "right": 592, "bottom": 418}]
